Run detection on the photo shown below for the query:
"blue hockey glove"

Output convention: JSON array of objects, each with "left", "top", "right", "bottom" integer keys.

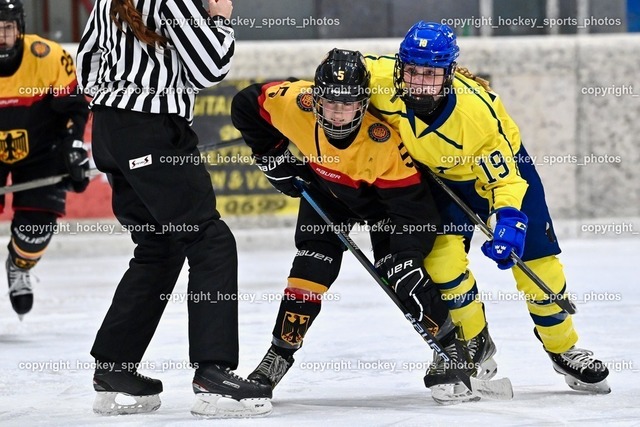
[{"left": 481, "top": 207, "right": 528, "bottom": 270}]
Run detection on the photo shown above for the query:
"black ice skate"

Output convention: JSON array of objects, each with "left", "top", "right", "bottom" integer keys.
[
  {"left": 92, "top": 367, "right": 163, "bottom": 415},
  {"left": 6, "top": 256, "right": 33, "bottom": 320},
  {"left": 248, "top": 346, "right": 295, "bottom": 389},
  {"left": 191, "top": 364, "right": 272, "bottom": 418},
  {"left": 425, "top": 326, "right": 498, "bottom": 405},
  {"left": 547, "top": 346, "right": 610, "bottom": 394}
]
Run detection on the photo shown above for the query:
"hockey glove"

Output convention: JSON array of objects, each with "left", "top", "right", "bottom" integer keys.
[
  {"left": 254, "top": 144, "right": 306, "bottom": 198},
  {"left": 383, "top": 252, "right": 448, "bottom": 326},
  {"left": 481, "top": 207, "right": 528, "bottom": 270},
  {"left": 60, "top": 137, "right": 90, "bottom": 193}
]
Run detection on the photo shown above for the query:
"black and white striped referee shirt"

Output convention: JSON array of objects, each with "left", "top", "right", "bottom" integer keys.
[{"left": 76, "top": 0, "right": 234, "bottom": 123}]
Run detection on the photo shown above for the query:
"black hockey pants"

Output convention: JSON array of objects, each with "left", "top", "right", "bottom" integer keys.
[{"left": 90, "top": 107, "right": 239, "bottom": 368}]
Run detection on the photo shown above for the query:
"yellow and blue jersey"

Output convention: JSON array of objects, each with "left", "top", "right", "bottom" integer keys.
[{"left": 365, "top": 55, "right": 528, "bottom": 211}]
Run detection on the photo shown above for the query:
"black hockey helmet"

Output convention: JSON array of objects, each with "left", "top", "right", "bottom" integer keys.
[
  {"left": 0, "top": 0, "right": 25, "bottom": 62},
  {"left": 313, "top": 48, "right": 371, "bottom": 139}
]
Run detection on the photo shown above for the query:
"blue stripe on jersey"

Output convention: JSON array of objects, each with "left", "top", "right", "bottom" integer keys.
[
  {"left": 442, "top": 283, "right": 479, "bottom": 310},
  {"left": 529, "top": 311, "right": 569, "bottom": 327},
  {"left": 529, "top": 284, "right": 568, "bottom": 306},
  {"left": 436, "top": 271, "right": 468, "bottom": 291},
  {"left": 416, "top": 93, "right": 457, "bottom": 137}
]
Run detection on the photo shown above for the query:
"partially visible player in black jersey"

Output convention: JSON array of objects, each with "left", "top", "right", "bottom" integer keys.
[
  {"left": 0, "top": 0, "right": 90, "bottom": 320},
  {"left": 232, "top": 49, "right": 462, "bottom": 395}
]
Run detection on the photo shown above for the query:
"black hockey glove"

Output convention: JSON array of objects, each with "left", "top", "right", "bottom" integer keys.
[
  {"left": 61, "top": 138, "right": 90, "bottom": 193},
  {"left": 254, "top": 144, "right": 306, "bottom": 198},
  {"left": 382, "top": 252, "right": 448, "bottom": 326}
]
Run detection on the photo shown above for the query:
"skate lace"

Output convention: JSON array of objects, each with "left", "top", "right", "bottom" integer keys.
[
  {"left": 561, "top": 348, "right": 598, "bottom": 373},
  {"left": 132, "top": 371, "right": 154, "bottom": 382},
  {"left": 467, "top": 335, "right": 481, "bottom": 359},
  {"left": 428, "top": 341, "right": 458, "bottom": 375},
  {"left": 257, "top": 350, "right": 290, "bottom": 382},
  {"left": 7, "top": 264, "right": 32, "bottom": 296},
  {"left": 221, "top": 366, "right": 256, "bottom": 384}
]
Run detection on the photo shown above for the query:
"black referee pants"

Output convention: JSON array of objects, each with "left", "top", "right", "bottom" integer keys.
[{"left": 90, "top": 107, "right": 239, "bottom": 368}]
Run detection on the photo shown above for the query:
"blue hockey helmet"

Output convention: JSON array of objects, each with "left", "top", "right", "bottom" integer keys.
[
  {"left": 394, "top": 21, "right": 460, "bottom": 114},
  {"left": 398, "top": 21, "right": 459, "bottom": 68}
]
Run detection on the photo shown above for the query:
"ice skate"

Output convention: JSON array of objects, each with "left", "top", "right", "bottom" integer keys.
[
  {"left": 191, "top": 364, "right": 272, "bottom": 418},
  {"left": 248, "top": 346, "right": 295, "bottom": 389},
  {"left": 92, "top": 368, "right": 162, "bottom": 415},
  {"left": 6, "top": 256, "right": 33, "bottom": 320},
  {"left": 425, "top": 326, "right": 498, "bottom": 405},
  {"left": 548, "top": 346, "right": 610, "bottom": 394}
]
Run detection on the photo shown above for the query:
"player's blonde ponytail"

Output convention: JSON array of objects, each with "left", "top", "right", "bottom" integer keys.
[
  {"left": 110, "top": 0, "right": 168, "bottom": 48},
  {"left": 456, "top": 66, "right": 493, "bottom": 92}
]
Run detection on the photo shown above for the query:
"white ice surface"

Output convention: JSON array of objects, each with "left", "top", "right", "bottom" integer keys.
[{"left": 0, "top": 227, "right": 638, "bottom": 426}]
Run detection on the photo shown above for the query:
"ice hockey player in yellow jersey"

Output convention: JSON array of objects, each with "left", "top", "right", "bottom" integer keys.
[{"left": 365, "top": 21, "right": 610, "bottom": 402}]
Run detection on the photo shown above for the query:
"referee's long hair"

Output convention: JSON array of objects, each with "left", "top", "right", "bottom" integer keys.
[{"left": 110, "top": 0, "right": 168, "bottom": 47}]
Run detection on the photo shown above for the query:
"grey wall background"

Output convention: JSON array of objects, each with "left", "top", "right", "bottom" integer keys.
[
  {"left": 221, "top": 34, "right": 640, "bottom": 221},
  {"left": 44, "top": 0, "right": 640, "bottom": 224},
  {"left": 22, "top": 0, "right": 631, "bottom": 42}
]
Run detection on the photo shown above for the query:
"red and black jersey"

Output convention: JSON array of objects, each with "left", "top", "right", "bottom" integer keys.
[
  {"left": 232, "top": 80, "right": 440, "bottom": 257},
  {"left": 0, "top": 34, "right": 88, "bottom": 167}
]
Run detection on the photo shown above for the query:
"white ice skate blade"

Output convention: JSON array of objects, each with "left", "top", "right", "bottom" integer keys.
[
  {"left": 430, "top": 382, "right": 481, "bottom": 405},
  {"left": 563, "top": 375, "right": 611, "bottom": 394},
  {"left": 191, "top": 393, "right": 272, "bottom": 418},
  {"left": 93, "top": 391, "right": 161, "bottom": 415}
]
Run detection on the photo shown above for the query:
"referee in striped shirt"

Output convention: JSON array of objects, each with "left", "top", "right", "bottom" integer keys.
[{"left": 76, "top": 0, "right": 272, "bottom": 418}]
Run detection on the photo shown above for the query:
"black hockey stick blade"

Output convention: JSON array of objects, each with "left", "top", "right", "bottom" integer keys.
[
  {"left": 425, "top": 169, "right": 577, "bottom": 315},
  {"left": 295, "top": 179, "right": 513, "bottom": 401}
]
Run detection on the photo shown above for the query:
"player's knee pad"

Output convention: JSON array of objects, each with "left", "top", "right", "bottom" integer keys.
[
  {"left": 9, "top": 210, "right": 58, "bottom": 269},
  {"left": 271, "top": 278, "right": 328, "bottom": 350},
  {"left": 424, "top": 235, "right": 468, "bottom": 283},
  {"left": 289, "top": 240, "right": 344, "bottom": 287}
]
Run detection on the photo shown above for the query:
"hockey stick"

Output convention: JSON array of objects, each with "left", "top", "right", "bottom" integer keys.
[
  {"left": 197, "top": 137, "right": 244, "bottom": 152},
  {"left": 425, "top": 169, "right": 577, "bottom": 315},
  {"left": 0, "top": 169, "right": 101, "bottom": 196},
  {"left": 294, "top": 180, "right": 513, "bottom": 401}
]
